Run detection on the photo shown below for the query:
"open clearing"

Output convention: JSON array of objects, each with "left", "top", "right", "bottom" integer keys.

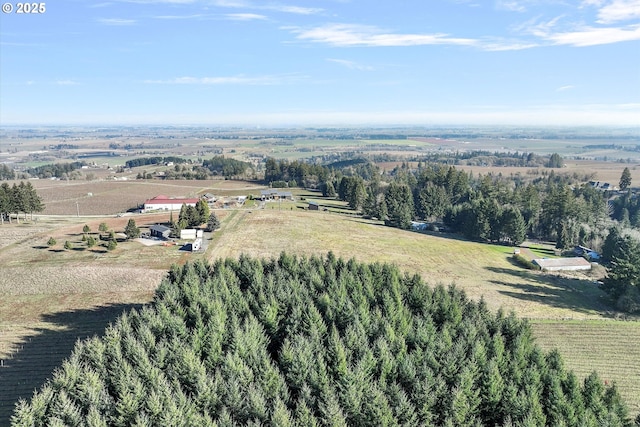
[{"left": 0, "top": 184, "right": 639, "bottom": 422}]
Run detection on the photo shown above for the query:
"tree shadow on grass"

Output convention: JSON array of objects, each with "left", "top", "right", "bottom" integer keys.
[
  {"left": 0, "top": 302, "right": 145, "bottom": 425},
  {"left": 485, "top": 265, "right": 616, "bottom": 317}
]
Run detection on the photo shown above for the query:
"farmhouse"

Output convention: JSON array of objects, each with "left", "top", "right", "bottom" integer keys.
[
  {"left": 533, "top": 257, "right": 592, "bottom": 272},
  {"left": 150, "top": 224, "right": 171, "bottom": 239},
  {"left": 143, "top": 195, "right": 199, "bottom": 211},
  {"left": 260, "top": 189, "right": 294, "bottom": 201}
]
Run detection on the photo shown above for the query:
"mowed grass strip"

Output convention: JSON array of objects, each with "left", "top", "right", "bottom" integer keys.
[{"left": 530, "top": 320, "right": 640, "bottom": 416}]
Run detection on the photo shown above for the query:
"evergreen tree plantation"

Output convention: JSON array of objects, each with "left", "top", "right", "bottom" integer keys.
[{"left": 11, "top": 254, "right": 632, "bottom": 426}]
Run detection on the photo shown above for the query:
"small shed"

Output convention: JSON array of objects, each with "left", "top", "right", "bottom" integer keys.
[
  {"left": 150, "top": 224, "right": 171, "bottom": 239},
  {"left": 533, "top": 257, "right": 592, "bottom": 272},
  {"left": 308, "top": 201, "right": 319, "bottom": 210}
]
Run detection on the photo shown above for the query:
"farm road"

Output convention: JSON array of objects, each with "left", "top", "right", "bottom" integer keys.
[{"left": 205, "top": 209, "right": 248, "bottom": 260}]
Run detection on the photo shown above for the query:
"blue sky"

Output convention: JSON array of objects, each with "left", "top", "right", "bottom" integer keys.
[{"left": 1, "top": 0, "right": 639, "bottom": 126}]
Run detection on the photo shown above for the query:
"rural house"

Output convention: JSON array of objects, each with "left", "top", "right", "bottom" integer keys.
[
  {"left": 308, "top": 201, "right": 319, "bottom": 210},
  {"left": 143, "top": 195, "right": 199, "bottom": 211},
  {"left": 260, "top": 189, "right": 294, "bottom": 201},
  {"left": 150, "top": 224, "right": 171, "bottom": 239}
]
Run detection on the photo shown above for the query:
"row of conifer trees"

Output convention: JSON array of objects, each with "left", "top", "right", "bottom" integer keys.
[{"left": 0, "top": 181, "right": 44, "bottom": 224}]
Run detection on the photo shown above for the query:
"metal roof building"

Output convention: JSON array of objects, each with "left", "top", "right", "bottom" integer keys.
[{"left": 533, "top": 257, "right": 592, "bottom": 272}]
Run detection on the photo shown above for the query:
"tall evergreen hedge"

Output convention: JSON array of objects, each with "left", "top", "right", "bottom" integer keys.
[{"left": 12, "top": 253, "right": 631, "bottom": 426}]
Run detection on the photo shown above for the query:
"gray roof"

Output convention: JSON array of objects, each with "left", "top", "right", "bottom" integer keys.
[
  {"left": 533, "top": 257, "right": 591, "bottom": 270},
  {"left": 150, "top": 224, "right": 171, "bottom": 233}
]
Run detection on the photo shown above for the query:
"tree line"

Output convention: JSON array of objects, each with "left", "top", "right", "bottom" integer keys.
[
  {"left": 264, "top": 156, "right": 617, "bottom": 248},
  {"left": 11, "top": 254, "right": 635, "bottom": 426},
  {"left": 25, "top": 161, "right": 87, "bottom": 179},
  {"left": 125, "top": 156, "right": 188, "bottom": 168},
  {"left": 134, "top": 156, "right": 254, "bottom": 180},
  {"left": 0, "top": 181, "right": 44, "bottom": 224}
]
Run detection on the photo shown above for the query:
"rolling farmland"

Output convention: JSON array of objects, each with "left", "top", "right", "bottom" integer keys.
[{"left": 0, "top": 179, "right": 639, "bottom": 423}]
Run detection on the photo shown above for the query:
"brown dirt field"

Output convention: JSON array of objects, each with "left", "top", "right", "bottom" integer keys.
[{"left": 30, "top": 179, "right": 267, "bottom": 215}]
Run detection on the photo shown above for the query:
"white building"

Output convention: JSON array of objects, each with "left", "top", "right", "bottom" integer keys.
[{"left": 143, "top": 195, "right": 199, "bottom": 211}]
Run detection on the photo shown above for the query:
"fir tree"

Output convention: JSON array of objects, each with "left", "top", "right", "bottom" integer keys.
[{"left": 619, "top": 167, "right": 632, "bottom": 191}]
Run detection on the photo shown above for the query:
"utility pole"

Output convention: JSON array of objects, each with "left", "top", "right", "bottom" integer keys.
[{"left": 76, "top": 201, "right": 79, "bottom": 217}]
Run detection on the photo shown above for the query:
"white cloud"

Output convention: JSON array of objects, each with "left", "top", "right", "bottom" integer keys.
[
  {"left": 596, "top": 0, "right": 640, "bottom": 23},
  {"left": 225, "top": 13, "right": 267, "bottom": 20},
  {"left": 497, "top": 1, "right": 528, "bottom": 12},
  {"left": 581, "top": 0, "right": 606, "bottom": 6},
  {"left": 326, "top": 58, "right": 374, "bottom": 71},
  {"left": 286, "top": 23, "right": 538, "bottom": 51},
  {"left": 153, "top": 14, "right": 206, "bottom": 19},
  {"left": 287, "top": 24, "right": 478, "bottom": 47},
  {"left": 544, "top": 23, "right": 640, "bottom": 46},
  {"left": 521, "top": 14, "right": 640, "bottom": 46},
  {"left": 144, "top": 74, "right": 304, "bottom": 85},
  {"left": 265, "top": 5, "right": 323, "bottom": 15},
  {"left": 98, "top": 18, "right": 137, "bottom": 25},
  {"left": 556, "top": 85, "right": 575, "bottom": 91}
]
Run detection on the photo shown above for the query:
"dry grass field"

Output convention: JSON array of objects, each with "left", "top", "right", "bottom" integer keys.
[{"left": 1, "top": 178, "right": 639, "bottom": 422}]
